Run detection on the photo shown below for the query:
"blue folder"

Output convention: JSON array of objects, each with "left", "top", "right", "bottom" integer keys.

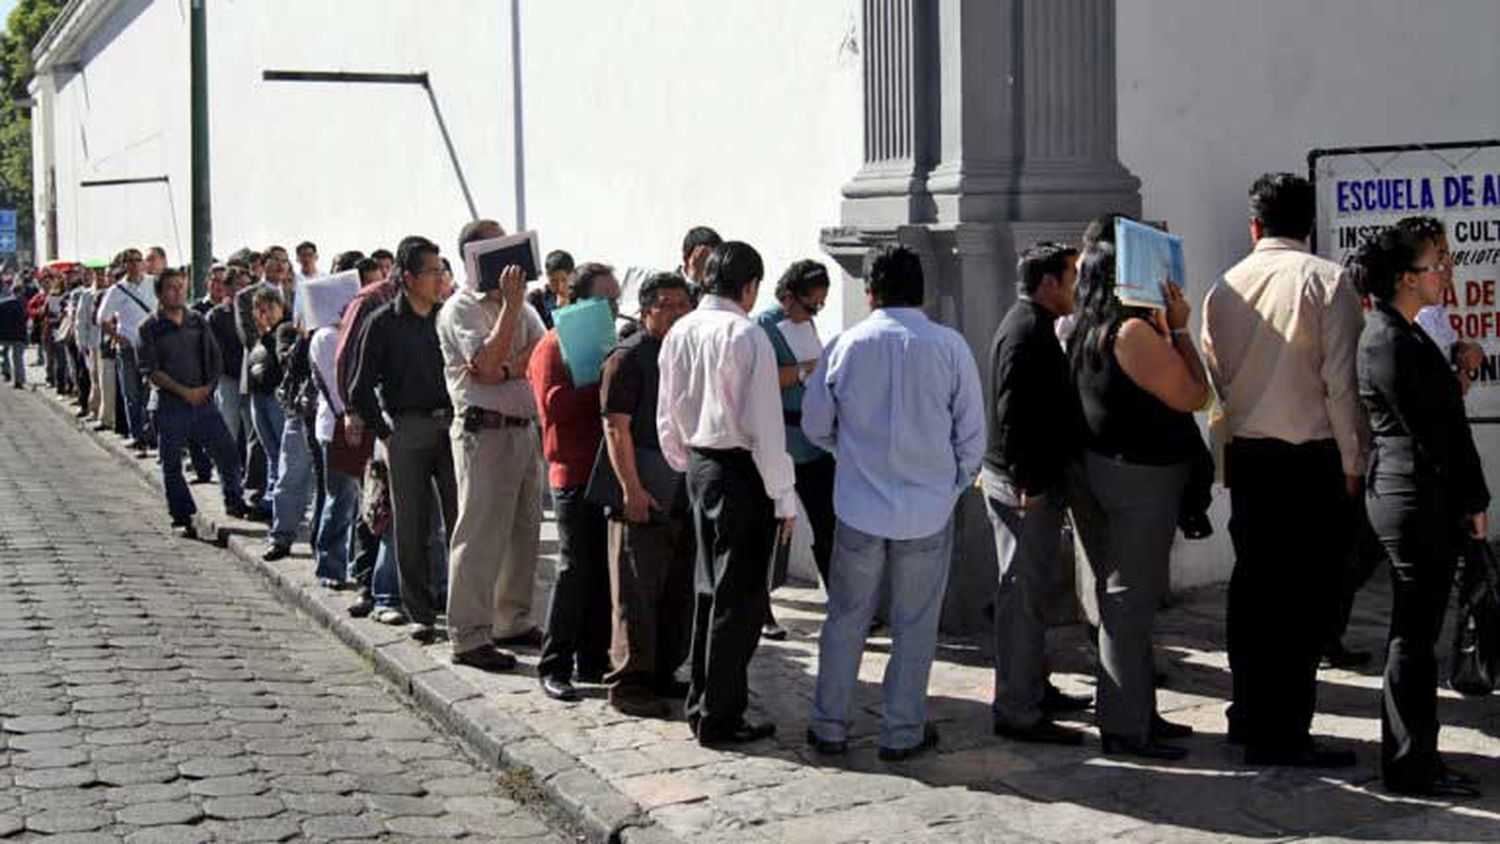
[
  {"left": 552, "top": 297, "right": 617, "bottom": 387},
  {"left": 1115, "top": 218, "right": 1184, "bottom": 310}
]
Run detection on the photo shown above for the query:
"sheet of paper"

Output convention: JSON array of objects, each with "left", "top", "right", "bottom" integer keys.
[{"left": 1114, "top": 218, "right": 1184, "bottom": 310}]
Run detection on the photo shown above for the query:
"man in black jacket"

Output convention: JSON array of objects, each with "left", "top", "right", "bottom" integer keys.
[
  {"left": 0, "top": 276, "right": 27, "bottom": 386},
  {"left": 983, "top": 241, "right": 1091, "bottom": 746}
]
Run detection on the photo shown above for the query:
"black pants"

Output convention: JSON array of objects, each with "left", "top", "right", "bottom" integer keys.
[
  {"left": 606, "top": 512, "right": 696, "bottom": 702},
  {"left": 1324, "top": 502, "right": 1386, "bottom": 653},
  {"left": 1226, "top": 438, "right": 1348, "bottom": 753},
  {"left": 538, "top": 485, "right": 612, "bottom": 682},
  {"left": 386, "top": 414, "right": 457, "bottom": 626},
  {"left": 685, "top": 448, "right": 776, "bottom": 737},
  {"left": 767, "top": 453, "right": 837, "bottom": 591},
  {"left": 1366, "top": 443, "right": 1463, "bottom": 788},
  {"left": 71, "top": 343, "right": 91, "bottom": 411},
  {"left": 351, "top": 520, "right": 381, "bottom": 595}
]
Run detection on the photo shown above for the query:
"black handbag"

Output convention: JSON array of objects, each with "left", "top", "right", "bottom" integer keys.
[
  {"left": 1450, "top": 537, "right": 1500, "bottom": 697},
  {"left": 584, "top": 441, "right": 685, "bottom": 521}
]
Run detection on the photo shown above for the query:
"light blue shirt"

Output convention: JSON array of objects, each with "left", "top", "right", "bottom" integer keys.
[{"left": 801, "top": 307, "right": 986, "bottom": 540}]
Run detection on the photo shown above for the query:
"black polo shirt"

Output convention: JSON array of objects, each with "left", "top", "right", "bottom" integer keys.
[
  {"left": 138, "top": 308, "right": 220, "bottom": 391},
  {"left": 349, "top": 292, "right": 451, "bottom": 438}
]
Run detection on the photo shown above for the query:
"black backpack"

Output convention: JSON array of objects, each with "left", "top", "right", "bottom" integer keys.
[{"left": 1450, "top": 538, "right": 1500, "bottom": 697}]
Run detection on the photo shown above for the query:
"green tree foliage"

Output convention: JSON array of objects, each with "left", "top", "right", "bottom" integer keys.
[{"left": 0, "top": 0, "right": 62, "bottom": 251}]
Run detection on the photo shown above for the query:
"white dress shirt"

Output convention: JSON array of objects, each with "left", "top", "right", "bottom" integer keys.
[
  {"left": 96, "top": 277, "right": 158, "bottom": 348},
  {"left": 656, "top": 294, "right": 798, "bottom": 518},
  {"left": 1416, "top": 305, "right": 1460, "bottom": 354}
]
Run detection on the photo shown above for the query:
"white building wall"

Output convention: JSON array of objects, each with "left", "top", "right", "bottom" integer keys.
[
  {"left": 49, "top": 0, "right": 189, "bottom": 263},
  {"left": 1117, "top": 0, "right": 1500, "bottom": 588}
]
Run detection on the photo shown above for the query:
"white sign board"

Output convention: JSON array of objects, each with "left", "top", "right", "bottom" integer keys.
[{"left": 1312, "top": 140, "right": 1500, "bottom": 528}]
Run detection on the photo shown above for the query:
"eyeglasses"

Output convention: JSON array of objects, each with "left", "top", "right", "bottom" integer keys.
[{"left": 1410, "top": 261, "right": 1452, "bottom": 275}]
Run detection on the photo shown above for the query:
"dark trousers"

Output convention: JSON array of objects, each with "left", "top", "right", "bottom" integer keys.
[
  {"left": 606, "top": 512, "right": 695, "bottom": 701},
  {"left": 770, "top": 454, "right": 836, "bottom": 587},
  {"left": 1366, "top": 443, "right": 1462, "bottom": 788},
  {"left": 155, "top": 392, "right": 244, "bottom": 523},
  {"left": 386, "top": 413, "right": 457, "bottom": 626},
  {"left": 351, "top": 520, "right": 381, "bottom": 594},
  {"left": 1226, "top": 437, "right": 1348, "bottom": 753},
  {"left": 1325, "top": 502, "right": 1386, "bottom": 653},
  {"left": 685, "top": 448, "right": 776, "bottom": 736},
  {"left": 539, "top": 485, "right": 612, "bottom": 682},
  {"left": 71, "top": 343, "right": 90, "bottom": 410}
]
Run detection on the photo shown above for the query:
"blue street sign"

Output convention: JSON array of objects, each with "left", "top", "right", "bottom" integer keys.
[
  {"left": 0, "top": 210, "right": 15, "bottom": 232},
  {"left": 0, "top": 232, "right": 16, "bottom": 252}
]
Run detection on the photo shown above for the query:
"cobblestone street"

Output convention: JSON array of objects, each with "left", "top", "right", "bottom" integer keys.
[{"left": 0, "top": 387, "right": 576, "bottom": 842}]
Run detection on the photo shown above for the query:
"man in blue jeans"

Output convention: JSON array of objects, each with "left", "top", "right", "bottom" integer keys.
[
  {"left": 137, "top": 267, "right": 250, "bottom": 536},
  {"left": 802, "top": 245, "right": 986, "bottom": 761}
]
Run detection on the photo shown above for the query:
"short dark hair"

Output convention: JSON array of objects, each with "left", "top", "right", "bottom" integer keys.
[
  {"left": 399, "top": 237, "right": 441, "bottom": 279},
  {"left": 681, "top": 226, "right": 723, "bottom": 264},
  {"left": 1353, "top": 216, "right": 1445, "bottom": 302},
  {"left": 153, "top": 266, "right": 185, "bottom": 296},
  {"left": 703, "top": 241, "right": 764, "bottom": 301},
  {"left": 569, "top": 262, "right": 615, "bottom": 302},
  {"left": 863, "top": 245, "right": 924, "bottom": 308},
  {"left": 226, "top": 248, "right": 257, "bottom": 269},
  {"left": 1081, "top": 213, "right": 1136, "bottom": 249},
  {"left": 394, "top": 236, "right": 432, "bottom": 276},
  {"left": 545, "top": 250, "right": 575, "bottom": 275},
  {"left": 223, "top": 266, "right": 251, "bottom": 289},
  {"left": 774, "top": 259, "right": 830, "bottom": 301},
  {"left": 355, "top": 257, "right": 382, "bottom": 278},
  {"left": 295, "top": 241, "right": 317, "bottom": 256},
  {"left": 371, "top": 248, "right": 394, "bottom": 262},
  {"left": 456, "top": 219, "right": 503, "bottom": 257},
  {"left": 639, "top": 271, "right": 691, "bottom": 309},
  {"left": 147, "top": 246, "right": 167, "bottom": 260},
  {"left": 252, "top": 287, "right": 285, "bottom": 311},
  {"left": 264, "top": 245, "right": 287, "bottom": 259},
  {"left": 331, "top": 250, "right": 364, "bottom": 273},
  {"left": 1249, "top": 173, "right": 1315, "bottom": 239},
  {"left": 1017, "top": 242, "right": 1080, "bottom": 296}
]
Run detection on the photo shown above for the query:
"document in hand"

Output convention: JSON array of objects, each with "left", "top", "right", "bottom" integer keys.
[
  {"left": 301, "top": 269, "right": 361, "bottom": 329},
  {"left": 553, "top": 297, "right": 617, "bottom": 387},
  {"left": 1114, "top": 218, "right": 1184, "bottom": 310},
  {"left": 462, "top": 231, "right": 542, "bottom": 293}
]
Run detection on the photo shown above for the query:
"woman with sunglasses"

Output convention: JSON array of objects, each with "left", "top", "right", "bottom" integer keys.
[
  {"left": 754, "top": 259, "right": 836, "bottom": 640},
  {"left": 1354, "top": 217, "right": 1488, "bottom": 798}
]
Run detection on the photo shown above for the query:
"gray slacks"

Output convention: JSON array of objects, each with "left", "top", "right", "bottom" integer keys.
[
  {"left": 387, "top": 413, "right": 458, "bottom": 627},
  {"left": 1084, "top": 452, "right": 1189, "bottom": 744}
]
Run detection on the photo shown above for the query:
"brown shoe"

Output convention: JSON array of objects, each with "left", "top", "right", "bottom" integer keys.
[{"left": 452, "top": 646, "right": 517, "bottom": 673}]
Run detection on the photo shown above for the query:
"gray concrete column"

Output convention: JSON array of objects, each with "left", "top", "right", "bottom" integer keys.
[{"left": 840, "top": 0, "right": 938, "bottom": 227}]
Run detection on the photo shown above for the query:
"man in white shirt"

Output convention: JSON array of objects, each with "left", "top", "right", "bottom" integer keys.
[
  {"left": 98, "top": 247, "right": 158, "bottom": 452},
  {"left": 656, "top": 241, "right": 796, "bottom": 748},
  {"left": 294, "top": 241, "right": 321, "bottom": 283}
]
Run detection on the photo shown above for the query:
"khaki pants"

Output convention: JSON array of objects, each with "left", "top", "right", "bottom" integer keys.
[
  {"left": 97, "top": 351, "right": 118, "bottom": 430},
  {"left": 87, "top": 345, "right": 103, "bottom": 419},
  {"left": 446, "top": 423, "right": 543, "bottom": 652}
]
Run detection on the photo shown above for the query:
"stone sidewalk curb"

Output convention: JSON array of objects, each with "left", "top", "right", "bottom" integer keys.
[{"left": 31, "top": 387, "right": 679, "bottom": 844}]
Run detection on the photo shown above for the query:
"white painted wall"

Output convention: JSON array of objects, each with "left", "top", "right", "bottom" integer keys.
[{"left": 1118, "top": 0, "right": 1500, "bottom": 588}]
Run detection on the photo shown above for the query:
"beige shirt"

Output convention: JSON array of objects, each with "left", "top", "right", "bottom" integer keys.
[
  {"left": 436, "top": 290, "right": 545, "bottom": 418},
  {"left": 1202, "top": 237, "right": 1368, "bottom": 477}
]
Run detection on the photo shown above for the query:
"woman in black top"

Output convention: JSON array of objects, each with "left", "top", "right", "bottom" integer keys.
[
  {"left": 1354, "top": 218, "right": 1488, "bottom": 798},
  {"left": 1068, "top": 242, "right": 1212, "bottom": 760}
]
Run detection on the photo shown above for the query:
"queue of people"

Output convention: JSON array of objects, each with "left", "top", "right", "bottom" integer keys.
[{"left": 18, "top": 172, "right": 1486, "bottom": 797}]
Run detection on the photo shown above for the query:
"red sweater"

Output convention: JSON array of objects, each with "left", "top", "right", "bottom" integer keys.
[{"left": 528, "top": 330, "right": 603, "bottom": 489}]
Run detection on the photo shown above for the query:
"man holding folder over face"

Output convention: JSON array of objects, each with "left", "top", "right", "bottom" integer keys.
[
  {"left": 437, "top": 219, "right": 548, "bottom": 670},
  {"left": 657, "top": 241, "right": 797, "bottom": 747}
]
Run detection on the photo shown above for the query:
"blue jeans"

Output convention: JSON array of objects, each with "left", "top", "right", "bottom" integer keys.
[
  {"left": 270, "top": 414, "right": 315, "bottom": 547},
  {"left": 2, "top": 340, "right": 24, "bottom": 385},
  {"left": 811, "top": 518, "right": 954, "bottom": 750},
  {"left": 118, "top": 346, "right": 148, "bottom": 443},
  {"left": 373, "top": 533, "right": 402, "bottom": 610},
  {"left": 249, "top": 392, "right": 285, "bottom": 506},
  {"left": 317, "top": 459, "right": 361, "bottom": 583},
  {"left": 155, "top": 391, "right": 244, "bottom": 523}
]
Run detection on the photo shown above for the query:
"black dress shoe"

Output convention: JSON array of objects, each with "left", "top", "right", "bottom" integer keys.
[
  {"left": 654, "top": 678, "right": 690, "bottom": 699},
  {"left": 1385, "top": 777, "right": 1481, "bottom": 799},
  {"left": 577, "top": 666, "right": 608, "bottom": 685},
  {"left": 172, "top": 521, "right": 198, "bottom": 540},
  {"left": 408, "top": 622, "right": 442, "bottom": 644},
  {"left": 993, "top": 718, "right": 1085, "bottom": 746},
  {"left": 541, "top": 676, "right": 580, "bottom": 702},
  {"left": 806, "top": 728, "right": 848, "bottom": 757},
  {"left": 610, "top": 695, "right": 672, "bottom": 719},
  {"left": 1436, "top": 762, "right": 1480, "bottom": 787},
  {"left": 1244, "top": 742, "right": 1356, "bottom": 769},
  {"left": 224, "top": 500, "right": 251, "bottom": 520},
  {"left": 761, "top": 623, "right": 789, "bottom": 641},
  {"left": 452, "top": 646, "right": 517, "bottom": 673},
  {"left": 698, "top": 720, "right": 776, "bottom": 748},
  {"left": 262, "top": 543, "right": 292, "bottom": 562},
  {"left": 494, "top": 627, "right": 544, "bottom": 649},
  {"left": 1151, "top": 715, "right": 1194, "bottom": 741},
  {"left": 1102, "top": 734, "right": 1189, "bottom": 761},
  {"left": 346, "top": 594, "right": 375, "bottom": 618},
  {"left": 1041, "top": 685, "right": 1093, "bottom": 713},
  {"left": 1320, "top": 644, "right": 1373, "bottom": 670},
  {"left": 879, "top": 723, "right": 939, "bottom": 762}
]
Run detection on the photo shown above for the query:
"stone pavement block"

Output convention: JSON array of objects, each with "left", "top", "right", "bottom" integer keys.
[
  {"left": 616, "top": 772, "right": 711, "bottom": 811},
  {"left": 371, "top": 641, "right": 440, "bottom": 692},
  {"left": 503, "top": 738, "right": 579, "bottom": 783},
  {"left": 547, "top": 766, "right": 647, "bottom": 839}
]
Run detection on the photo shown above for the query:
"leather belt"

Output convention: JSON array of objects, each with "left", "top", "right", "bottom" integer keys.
[{"left": 467, "top": 408, "right": 533, "bottom": 429}]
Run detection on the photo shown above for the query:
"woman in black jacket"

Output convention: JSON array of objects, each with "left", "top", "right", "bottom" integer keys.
[{"left": 1354, "top": 217, "right": 1489, "bottom": 798}]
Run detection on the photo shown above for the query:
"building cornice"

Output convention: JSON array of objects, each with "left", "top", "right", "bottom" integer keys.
[{"left": 31, "top": 0, "right": 124, "bottom": 74}]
